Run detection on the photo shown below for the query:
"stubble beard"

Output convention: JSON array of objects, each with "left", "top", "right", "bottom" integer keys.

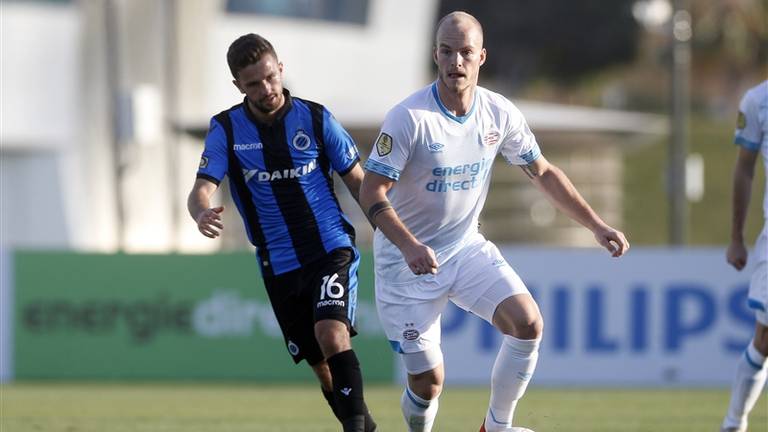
[{"left": 251, "top": 93, "right": 283, "bottom": 114}]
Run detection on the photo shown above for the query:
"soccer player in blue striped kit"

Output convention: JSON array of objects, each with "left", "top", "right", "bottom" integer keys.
[{"left": 187, "top": 33, "right": 376, "bottom": 432}]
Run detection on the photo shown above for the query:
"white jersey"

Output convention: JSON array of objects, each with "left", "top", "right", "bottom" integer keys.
[
  {"left": 365, "top": 82, "right": 541, "bottom": 278},
  {"left": 735, "top": 80, "right": 768, "bottom": 219}
]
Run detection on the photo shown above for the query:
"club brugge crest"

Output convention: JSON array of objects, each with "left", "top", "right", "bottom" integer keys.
[
  {"left": 287, "top": 340, "right": 300, "bottom": 356},
  {"left": 376, "top": 132, "right": 393, "bottom": 156},
  {"left": 292, "top": 130, "right": 311, "bottom": 151}
]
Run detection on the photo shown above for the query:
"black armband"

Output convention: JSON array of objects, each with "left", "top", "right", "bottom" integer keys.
[
  {"left": 519, "top": 163, "right": 539, "bottom": 179},
  {"left": 367, "top": 201, "right": 393, "bottom": 221}
]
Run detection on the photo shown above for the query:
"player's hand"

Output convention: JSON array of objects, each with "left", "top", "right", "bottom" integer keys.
[
  {"left": 402, "top": 241, "right": 438, "bottom": 275},
  {"left": 726, "top": 240, "right": 748, "bottom": 270},
  {"left": 594, "top": 226, "right": 629, "bottom": 258},
  {"left": 195, "top": 206, "right": 225, "bottom": 238}
]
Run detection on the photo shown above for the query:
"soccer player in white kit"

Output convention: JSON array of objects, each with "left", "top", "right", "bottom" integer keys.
[
  {"left": 360, "top": 11, "right": 629, "bottom": 432},
  {"left": 721, "top": 80, "right": 768, "bottom": 432}
]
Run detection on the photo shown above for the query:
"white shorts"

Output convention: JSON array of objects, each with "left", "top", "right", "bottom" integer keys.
[
  {"left": 375, "top": 233, "right": 530, "bottom": 354},
  {"left": 749, "top": 225, "right": 767, "bottom": 325}
]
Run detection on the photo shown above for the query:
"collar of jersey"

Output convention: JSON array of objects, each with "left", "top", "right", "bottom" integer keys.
[
  {"left": 243, "top": 88, "right": 294, "bottom": 127},
  {"left": 431, "top": 81, "right": 476, "bottom": 124}
]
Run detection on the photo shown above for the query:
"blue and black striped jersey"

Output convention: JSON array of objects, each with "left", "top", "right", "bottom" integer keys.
[{"left": 197, "top": 90, "right": 359, "bottom": 276}]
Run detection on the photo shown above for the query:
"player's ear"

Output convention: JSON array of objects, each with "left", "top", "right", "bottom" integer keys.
[
  {"left": 479, "top": 48, "right": 487, "bottom": 66},
  {"left": 432, "top": 46, "right": 438, "bottom": 66}
]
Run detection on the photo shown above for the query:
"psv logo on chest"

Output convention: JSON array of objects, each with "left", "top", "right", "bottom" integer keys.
[{"left": 481, "top": 129, "right": 500, "bottom": 146}]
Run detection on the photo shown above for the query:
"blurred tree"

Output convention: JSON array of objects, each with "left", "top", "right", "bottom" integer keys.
[
  {"left": 437, "top": 0, "right": 640, "bottom": 88},
  {"left": 687, "top": 0, "right": 768, "bottom": 116},
  {"left": 693, "top": 0, "right": 767, "bottom": 67}
]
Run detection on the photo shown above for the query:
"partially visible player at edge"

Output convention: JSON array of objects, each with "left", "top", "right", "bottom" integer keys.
[
  {"left": 720, "top": 79, "right": 768, "bottom": 432},
  {"left": 187, "top": 34, "right": 377, "bottom": 432},
  {"left": 360, "top": 11, "right": 629, "bottom": 432}
]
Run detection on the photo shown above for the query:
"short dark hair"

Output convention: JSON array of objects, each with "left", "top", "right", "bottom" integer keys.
[{"left": 226, "top": 33, "right": 278, "bottom": 78}]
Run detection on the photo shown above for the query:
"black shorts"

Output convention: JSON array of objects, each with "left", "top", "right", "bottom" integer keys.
[{"left": 263, "top": 247, "right": 360, "bottom": 365}]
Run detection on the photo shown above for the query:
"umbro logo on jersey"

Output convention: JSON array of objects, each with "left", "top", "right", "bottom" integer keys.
[
  {"left": 233, "top": 142, "right": 263, "bottom": 151},
  {"left": 428, "top": 142, "right": 444, "bottom": 152},
  {"left": 292, "top": 129, "right": 312, "bottom": 151}
]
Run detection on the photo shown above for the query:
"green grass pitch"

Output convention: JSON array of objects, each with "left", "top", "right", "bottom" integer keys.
[{"left": 1, "top": 383, "right": 765, "bottom": 431}]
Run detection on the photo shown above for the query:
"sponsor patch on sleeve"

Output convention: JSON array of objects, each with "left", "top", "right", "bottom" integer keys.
[
  {"left": 199, "top": 156, "right": 209, "bottom": 169},
  {"left": 737, "top": 111, "right": 746, "bottom": 129},
  {"left": 375, "top": 132, "right": 393, "bottom": 157}
]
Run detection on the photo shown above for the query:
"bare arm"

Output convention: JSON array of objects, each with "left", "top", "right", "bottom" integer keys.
[
  {"left": 523, "top": 156, "right": 629, "bottom": 257},
  {"left": 340, "top": 163, "right": 377, "bottom": 228},
  {"left": 359, "top": 171, "right": 438, "bottom": 274},
  {"left": 340, "top": 163, "right": 364, "bottom": 206},
  {"left": 727, "top": 147, "right": 759, "bottom": 270},
  {"left": 187, "top": 178, "right": 224, "bottom": 239}
]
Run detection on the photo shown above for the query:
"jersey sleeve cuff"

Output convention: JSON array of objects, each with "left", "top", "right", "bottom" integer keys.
[
  {"left": 337, "top": 158, "right": 361, "bottom": 177},
  {"left": 735, "top": 135, "right": 761, "bottom": 151},
  {"left": 196, "top": 173, "right": 221, "bottom": 186},
  {"left": 509, "top": 145, "right": 542, "bottom": 165},
  {"left": 748, "top": 298, "right": 766, "bottom": 312},
  {"left": 364, "top": 159, "right": 401, "bottom": 181}
]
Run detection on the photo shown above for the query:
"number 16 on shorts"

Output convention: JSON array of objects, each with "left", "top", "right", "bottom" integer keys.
[{"left": 317, "top": 273, "right": 347, "bottom": 308}]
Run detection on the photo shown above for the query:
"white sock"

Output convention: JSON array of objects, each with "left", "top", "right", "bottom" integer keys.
[
  {"left": 401, "top": 386, "right": 439, "bottom": 432},
  {"left": 484, "top": 335, "right": 540, "bottom": 432},
  {"left": 722, "top": 341, "right": 768, "bottom": 430}
]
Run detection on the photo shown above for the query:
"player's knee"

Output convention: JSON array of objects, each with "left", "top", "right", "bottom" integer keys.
[
  {"left": 510, "top": 314, "right": 543, "bottom": 340},
  {"left": 754, "top": 323, "right": 768, "bottom": 356},
  {"left": 314, "top": 319, "right": 351, "bottom": 356},
  {"left": 493, "top": 294, "right": 543, "bottom": 339},
  {"left": 408, "top": 370, "right": 443, "bottom": 400},
  {"left": 403, "top": 349, "right": 444, "bottom": 400},
  {"left": 413, "top": 382, "right": 442, "bottom": 401}
]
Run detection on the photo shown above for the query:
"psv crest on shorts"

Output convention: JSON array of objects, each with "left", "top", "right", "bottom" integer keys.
[
  {"left": 376, "top": 132, "right": 393, "bottom": 157},
  {"left": 403, "top": 328, "right": 420, "bottom": 341}
]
